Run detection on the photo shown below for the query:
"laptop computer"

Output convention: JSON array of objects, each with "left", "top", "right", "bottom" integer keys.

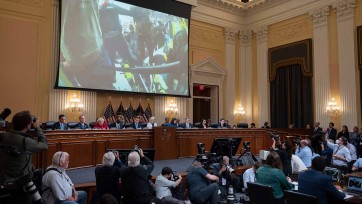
[{"left": 344, "top": 176, "right": 362, "bottom": 196}]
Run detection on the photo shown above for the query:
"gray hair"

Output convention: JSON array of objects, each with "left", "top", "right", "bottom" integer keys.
[
  {"left": 222, "top": 156, "right": 230, "bottom": 163},
  {"left": 102, "top": 152, "right": 115, "bottom": 167},
  {"left": 97, "top": 117, "right": 104, "bottom": 123},
  {"left": 128, "top": 151, "right": 140, "bottom": 167},
  {"left": 52, "top": 151, "right": 69, "bottom": 166}
]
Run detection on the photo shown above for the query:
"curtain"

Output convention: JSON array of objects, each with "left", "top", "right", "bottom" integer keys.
[{"left": 270, "top": 64, "right": 313, "bottom": 128}]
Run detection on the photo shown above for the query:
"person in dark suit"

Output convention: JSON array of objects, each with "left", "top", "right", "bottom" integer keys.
[
  {"left": 109, "top": 115, "right": 124, "bottom": 129},
  {"left": 337, "top": 125, "right": 349, "bottom": 140},
  {"left": 313, "top": 122, "right": 323, "bottom": 135},
  {"left": 75, "top": 115, "right": 89, "bottom": 130},
  {"left": 326, "top": 122, "right": 337, "bottom": 142},
  {"left": 298, "top": 156, "right": 345, "bottom": 204},
  {"left": 52, "top": 114, "right": 68, "bottom": 130},
  {"left": 168, "top": 118, "right": 179, "bottom": 127},
  {"left": 217, "top": 118, "right": 227, "bottom": 128},
  {"left": 130, "top": 116, "right": 142, "bottom": 129},
  {"left": 261, "top": 122, "right": 270, "bottom": 128},
  {"left": 180, "top": 117, "right": 193, "bottom": 129}
]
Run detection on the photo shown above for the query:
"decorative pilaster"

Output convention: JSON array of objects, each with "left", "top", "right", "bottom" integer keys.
[
  {"left": 254, "top": 26, "right": 269, "bottom": 127},
  {"left": 333, "top": 0, "right": 358, "bottom": 127},
  {"left": 239, "top": 30, "right": 253, "bottom": 123},
  {"left": 224, "top": 27, "right": 238, "bottom": 122},
  {"left": 310, "top": 6, "right": 330, "bottom": 128}
]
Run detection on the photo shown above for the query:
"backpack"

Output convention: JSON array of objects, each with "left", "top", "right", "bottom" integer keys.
[{"left": 39, "top": 167, "right": 62, "bottom": 195}]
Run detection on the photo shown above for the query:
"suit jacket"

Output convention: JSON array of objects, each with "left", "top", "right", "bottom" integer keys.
[
  {"left": 298, "top": 169, "right": 345, "bottom": 204},
  {"left": 327, "top": 128, "right": 337, "bottom": 141},
  {"left": 52, "top": 122, "right": 68, "bottom": 130},
  {"left": 180, "top": 123, "right": 193, "bottom": 129},
  {"left": 75, "top": 122, "right": 89, "bottom": 130},
  {"left": 109, "top": 122, "right": 124, "bottom": 129},
  {"left": 313, "top": 127, "right": 323, "bottom": 135},
  {"left": 130, "top": 122, "right": 142, "bottom": 129},
  {"left": 217, "top": 123, "right": 228, "bottom": 128}
]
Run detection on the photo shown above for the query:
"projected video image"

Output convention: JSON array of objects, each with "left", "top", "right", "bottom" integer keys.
[{"left": 58, "top": 0, "right": 189, "bottom": 96}]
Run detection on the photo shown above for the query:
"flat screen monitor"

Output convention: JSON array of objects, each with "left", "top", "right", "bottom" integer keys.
[
  {"left": 56, "top": 0, "right": 191, "bottom": 97},
  {"left": 210, "top": 138, "right": 242, "bottom": 158},
  {"left": 107, "top": 148, "right": 155, "bottom": 165}
]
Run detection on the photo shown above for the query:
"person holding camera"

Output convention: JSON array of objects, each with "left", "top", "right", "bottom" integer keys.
[
  {"left": 155, "top": 167, "right": 185, "bottom": 204},
  {"left": 271, "top": 137, "right": 292, "bottom": 176},
  {"left": 295, "top": 139, "right": 313, "bottom": 168},
  {"left": 325, "top": 135, "right": 351, "bottom": 171},
  {"left": 0, "top": 111, "right": 48, "bottom": 204},
  {"left": 212, "top": 156, "right": 239, "bottom": 201},
  {"left": 320, "top": 141, "right": 333, "bottom": 165}
]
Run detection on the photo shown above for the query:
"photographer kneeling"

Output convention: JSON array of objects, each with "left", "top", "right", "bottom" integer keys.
[
  {"left": 0, "top": 111, "right": 48, "bottom": 204},
  {"left": 155, "top": 167, "right": 186, "bottom": 204},
  {"left": 212, "top": 156, "right": 239, "bottom": 201}
]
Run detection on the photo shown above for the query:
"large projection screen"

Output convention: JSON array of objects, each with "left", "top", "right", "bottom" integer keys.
[{"left": 56, "top": 0, "right": 191, "bottom": 97}]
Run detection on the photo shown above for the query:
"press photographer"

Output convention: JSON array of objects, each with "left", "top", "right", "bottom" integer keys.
[
  {"left": 271, "top": 137, "right": 292, "bottom": 176},
  {"left": 155, "top": 167, "right": 185, "bottom": 204},
  {"left": 0, "top": 111, "right": 48, "bottom": 204},
  {"left": 294, "top": 139, "right": 312, "bottom": 168}
]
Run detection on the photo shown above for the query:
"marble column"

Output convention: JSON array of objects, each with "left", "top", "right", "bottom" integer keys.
[
  {"left": 333, "top": 0, "right": 358, "bottom": 127},
  {"left": 224, "top": 27, "right": 238, "bottom": 122},
  {"left": 239, "top": 30, "right": 253, "bottom": 124},
  {"left": 254, "top": 26, "right": 269, "bottom": 127},
  {"left": 310, "top": 6, "right": 330, "bottom": 128}
]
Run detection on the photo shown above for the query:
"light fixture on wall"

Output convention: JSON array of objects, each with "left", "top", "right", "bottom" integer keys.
[
  {"left": 166, "top": 100, "right": 178, "bottom": 118},
  {"left": 326, "top": 98, "right": 340, "bottom": 116},
  {"left": 65, "top": 94, "right": 84, "bottom": 113},
  {"left": 234, "top": 104, "right": 246, "bottom": 120}
]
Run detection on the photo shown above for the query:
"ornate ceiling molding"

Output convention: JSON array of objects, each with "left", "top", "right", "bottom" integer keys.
[
  {"left": 239, "top": 30, "right": 253, "bottom": 44},
  {"left": 254, "top": 26, "right": 268, "bottom": 41},
  {"left": 309, "top": 6, "right": 330, "bottom": 25},
  {"left": 197, "top": 0, "right": 244, "bottom": 15},
  {"left": 332, "top": 0, "right": 356, "bottom": 17},
  {"left": 246, "top": 0, "right": 291, "bottom": 15},
  {"left": 224, "top": 27, "right": 239, "bottom": 42}
]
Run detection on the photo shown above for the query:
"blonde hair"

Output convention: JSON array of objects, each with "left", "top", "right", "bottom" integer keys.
[
  {"left": 52, "top": 151, "right": 69, "bottom": 166},
  {"left": 128, "top": 151, "right": 140, "bottom": 167}
]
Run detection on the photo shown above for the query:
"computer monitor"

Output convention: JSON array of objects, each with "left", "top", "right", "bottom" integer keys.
[
  {"left": 107, "top": 148, "right": 155, "bottom": 165},
  {"left": 210, "top": 138, "right": 241, "bottom": 158}
]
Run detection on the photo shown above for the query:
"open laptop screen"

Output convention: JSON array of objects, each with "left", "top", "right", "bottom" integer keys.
[{"left": 347, "top": 176, "right": 362, "bottom": 192}]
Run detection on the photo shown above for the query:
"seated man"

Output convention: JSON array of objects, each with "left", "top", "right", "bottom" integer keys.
[
  {"left": 109, "top": 115, "right": 124, "bottom": 129},
  {"left": 42, "top": 151, "right": 87, "bottom": 204},
  {"left": 242, "top": 162, "right": 260, "bottom": 189},
  {"left": 75, "top": 115, "right": 89, "bottom": 129},
  {"left": 261, "top": 122, "right": 270, "bottom": 128},
  {"left": 180, "top": 117, "right": 193, "bottom": 129},
  {"left": 295, "top": 140, "right": 313, "bottom": 168},
  {"left": 187, "top": 161, "right": 220, "bottom": 204},
  {"left": 155, "top": 167, "right": 184, "bottom": 204},
  {"left": 130, "top": 116, "right": 143, "bottom": 129},
  {"left": 212, "top": 156, "right": 239, "bottom": 200},
  {"left": 52, "top": 114, "right": 68, "bottom": 130},
  {"left": 217, "top": 118, "right": 227, "bottom": 128},
  {"left": 352, "top": 158, "right": 362, "bottom": 171},
  {"left": 298, "top": 156, "right": 345, "bottom": 204}
]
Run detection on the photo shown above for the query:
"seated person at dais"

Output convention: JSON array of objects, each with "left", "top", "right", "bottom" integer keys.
[
  {"left": 109, "top": 115, "right": 124, "bottom": 129},
  {"left": 42, "top": 151, "right": 87, "bottom": 204},
  {"left": 130, "top": 116, "right": 143, "bottom": 129},
  {"left": 75, "top": 115, "right": 89, "bottom": 130},
  {"left": 146, "top": 116, "right": 157, "bottom": 129},
  {"left": 155, "top": 167, "right": 184, "bottom": 204},
  {"left": 93, "top": 117, "right": 109, "bottom": 130},
  {"left": 52, "top": 114, "right": 68, "bottom": 130},
  {"left": 217, "top": 118, "right": 228, "bottom": 128},
  {"left": 180, "top": 117, "right": 193, "bottom": 129}
]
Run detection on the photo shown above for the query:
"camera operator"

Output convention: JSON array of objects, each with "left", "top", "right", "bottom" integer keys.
[
  {"left": 212, "top": 156, "right": 239, "bottom": 201},
  {"left": 271, "top": 138, "right": 292, "bottom": 176},
  {"left": 295, "top": 139, "right": 313, "bottom": 168},
  {"left": 187, "top": 160, "right": 220, "bottom": 204},
  {"left": 0, "top": 111, "right": 48, "bottom": 204},
  {"left": 155, "top": 167, "right": 185, "bottom": 204}
]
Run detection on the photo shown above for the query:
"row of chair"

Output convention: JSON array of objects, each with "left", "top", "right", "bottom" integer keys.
[{"left": 247, "top": 182, "right": 318, "bottom": 204}]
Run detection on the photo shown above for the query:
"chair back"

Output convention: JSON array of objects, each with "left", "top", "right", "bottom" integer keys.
[
  {"left": 45, "top": 121, "right": 56, "bottom": 130},
  {"left": 237, "top": 123, "right": 249, "bottom": 128},
  {"left": 124, "top": 123, "right": 132, "bottom": 129},
  {"left": 141, "top": 122, "right": 147, "bottom": 128},
  {"left": 247, "top": 182, "right": 274, "bottom": 204},
  {"left": 67, "top": 122, "right": 78, "bottom": 129},
  {"left": 284, "top": 190, "right": 318, "bottom": 204},
  {"left": 89, "top": 122, "right": 96, "bottom": 129}
]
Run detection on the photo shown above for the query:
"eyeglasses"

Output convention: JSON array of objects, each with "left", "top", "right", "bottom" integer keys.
[{"left": 59, "top": 152, "right": 63, "bottom": 165}]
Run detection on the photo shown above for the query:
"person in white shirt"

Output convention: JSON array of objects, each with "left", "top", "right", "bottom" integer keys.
[
  {"left": 242, "top": 162, "right": 261, "bottom": 189},
  {"left": 146, "top": 116, "right": 157, "bottom": 129},
  {"left": 291, "top": 154, "right": 307, "bottom": 173},
  {"left": 155, "top": 167, "right": 184, "bottom": 204}
]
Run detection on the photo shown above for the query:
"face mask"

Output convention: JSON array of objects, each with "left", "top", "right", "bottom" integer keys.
[{"left": 335, "top": 140, "right": 339, "bottom": 144}]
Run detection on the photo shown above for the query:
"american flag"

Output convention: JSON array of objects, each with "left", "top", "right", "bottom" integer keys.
[
  {"left": 144, "top": 102, "right": 152, "bottom": 121},
  {"left": 125, "top": 102, "right": 134, "bottom": 123},
  {"left": 135, "top": 102, "right": 148, "bottom": 122},
  {"left": 103, "top": 102, "right": 116, "bottom": 123},
  {"left": 116, "top": 101, "right": 125, "bottom": 117}
]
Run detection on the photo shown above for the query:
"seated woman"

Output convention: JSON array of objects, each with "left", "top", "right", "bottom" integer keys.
[
  {"left": 337, "top": 125, "right": 349, "bottom": 140},
  {"left": 168, "top": 118, "right": 178, "bottom": 127},
  {"left": 201, "top": 119, "right": 207, "bottom": 129},
  {"left": 256, "top": 151, "right": 294, "bottom": 204},
  {"left": 146, "top": 116, "right": 157, "bottom": 129},
  {"left": 93, "top": 117, "right": 109, "bottom": 129},
  {"left": 94, "top": 152, "right": 123, "bottom": 203},
  {"left": 42, "top": 151, "right": 87, "bottom": 204}
]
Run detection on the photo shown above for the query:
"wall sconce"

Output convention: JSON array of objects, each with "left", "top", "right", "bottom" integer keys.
[
  {"left": 326, "top": 98, "right": 340, "bottom": 116},
  {"left": 65, "top": 94, "right": 84, "bottom": 113},
  {"left": 234, "top": 104, "right": 246, "bottom": 120},
  {"left": 166, "top": 100, "right": 178, "bottom": 118}
]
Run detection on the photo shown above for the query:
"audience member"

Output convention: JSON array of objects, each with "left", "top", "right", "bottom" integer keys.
[
  {"left": 109, "top": 115, "right": 124, "bottom": 129},
  {"left": 272, "top": 139, "right": 292, "bottom": 176},
  {"left": 42, "top": 151, "right": 87, "bottom": 204},
  {"left": 146, "top": 116, "right": 157, "bottom": 129},
  {"left": 52, "top": 114, "right": 68, "bottom": 130},
  {"left": 313, "top": 122, "right": 322, "bottom": 135},
  {"left": 155, "top": 167, "right": 184, "bottom": 204},
  {"left": 242, "top": 162, "right": 260, "bottom": 189},
  {"left": 320, "top": 141, "right": 333, "bottom": 165},
  {"left": 337, "top": 125, "right": 349, "bottom": 140},
  {"left": 298, "top": 156, "right": 345, "bottom": 204},
  {"left": 291, "top": 154, "right": 307, "bottom": 173},
  {"left": 261, "top": 121, "right": 270, "bottom": 128},
  {"left": 306, "top": 124, "right": 311, "bottom": 129},
  {"left": 325, "top": 135, "right": 351, "bottom": 170},
  {"left": 250, "top": 123, "right": 256, "bottom": 128},
  {"left": 288, "top": 124, "right": 294, "bottom": 129},
  {"left": 212, "top": 156, "right": 239, "bottom": 201},
  {"left": 326, "top": 122, "right": 337, "bottom": 142},
  {"left": 94, "top": 152, "right": 123, "bottom": 203},
  {"left": 295, "top": 140, "right": 312, "bottom": 168},
  {"left": 350, "top": 126, "right": 360, "bottom": 148},
  {"left": 93, "top": 117, "right": 109, "bottom": 129},
  {"left": 76, "top": 115, "right": 89, "bottom": 130},
  {"left": 120, "top": 149, "right": 155, "bottom": 204},
  {"left": 187, "top": 161, "right": 220, "bottom": 204},
  {"left": 256, "top": 151, "right": 294, "bottom": 204},
  {"left": 217, "top": 118, "right": 227, "bottom": 128},
  {"left": 130, "top": 116, "right": 143, "bottom": 129},
  {"left": 180, "top": 117, "right": 193, "bottom": 129},
  {"left": 352, "top": 158, "right": 362, "bottom": 171},
  {"left": 0, "top": 111, "right": 48, "bottom": 204}
]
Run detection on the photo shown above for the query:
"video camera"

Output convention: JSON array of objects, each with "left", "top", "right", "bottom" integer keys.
[
  {"left": 195, "top": 153, "right": 219, "bottom": 170},
  {"left": 243, "top": 141, "right": 251, "bottom": 152},
  {"left": 270, "top": 133, "right": 280, "bottom": 141},
  {"left": 293, "top": 139, "right": 301, "bottom": 146},
  {"left": 224, "top": 164, "right": 235, "bottom": 174},
  {"left": 172, "top": 170, "right": 179, "bottom": 181}
]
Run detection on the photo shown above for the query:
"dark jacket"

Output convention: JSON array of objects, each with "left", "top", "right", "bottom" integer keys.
[
  {"left": 180, "top": 123, "right": 193, "bottom": 129},
  {"left": 326, "top": 128, "right": 337, "bottom": 141},
  {"left": 75, "top": 122, "right": 89, "bottom": 130},
  {"left": 109, "top": 122, "right": 124, "bottom": 129},
  {"left": 52, "top": 122, "right": 68, "bottom": 130},
  {"left": 337, "top": 131, "right": 350, "bottom": 140},
  {"left": 298, "top": 169, "right": 345, "bottom": 204},
  {"left": 130, "top": 122, "right": 143, "bottom": 129}
]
